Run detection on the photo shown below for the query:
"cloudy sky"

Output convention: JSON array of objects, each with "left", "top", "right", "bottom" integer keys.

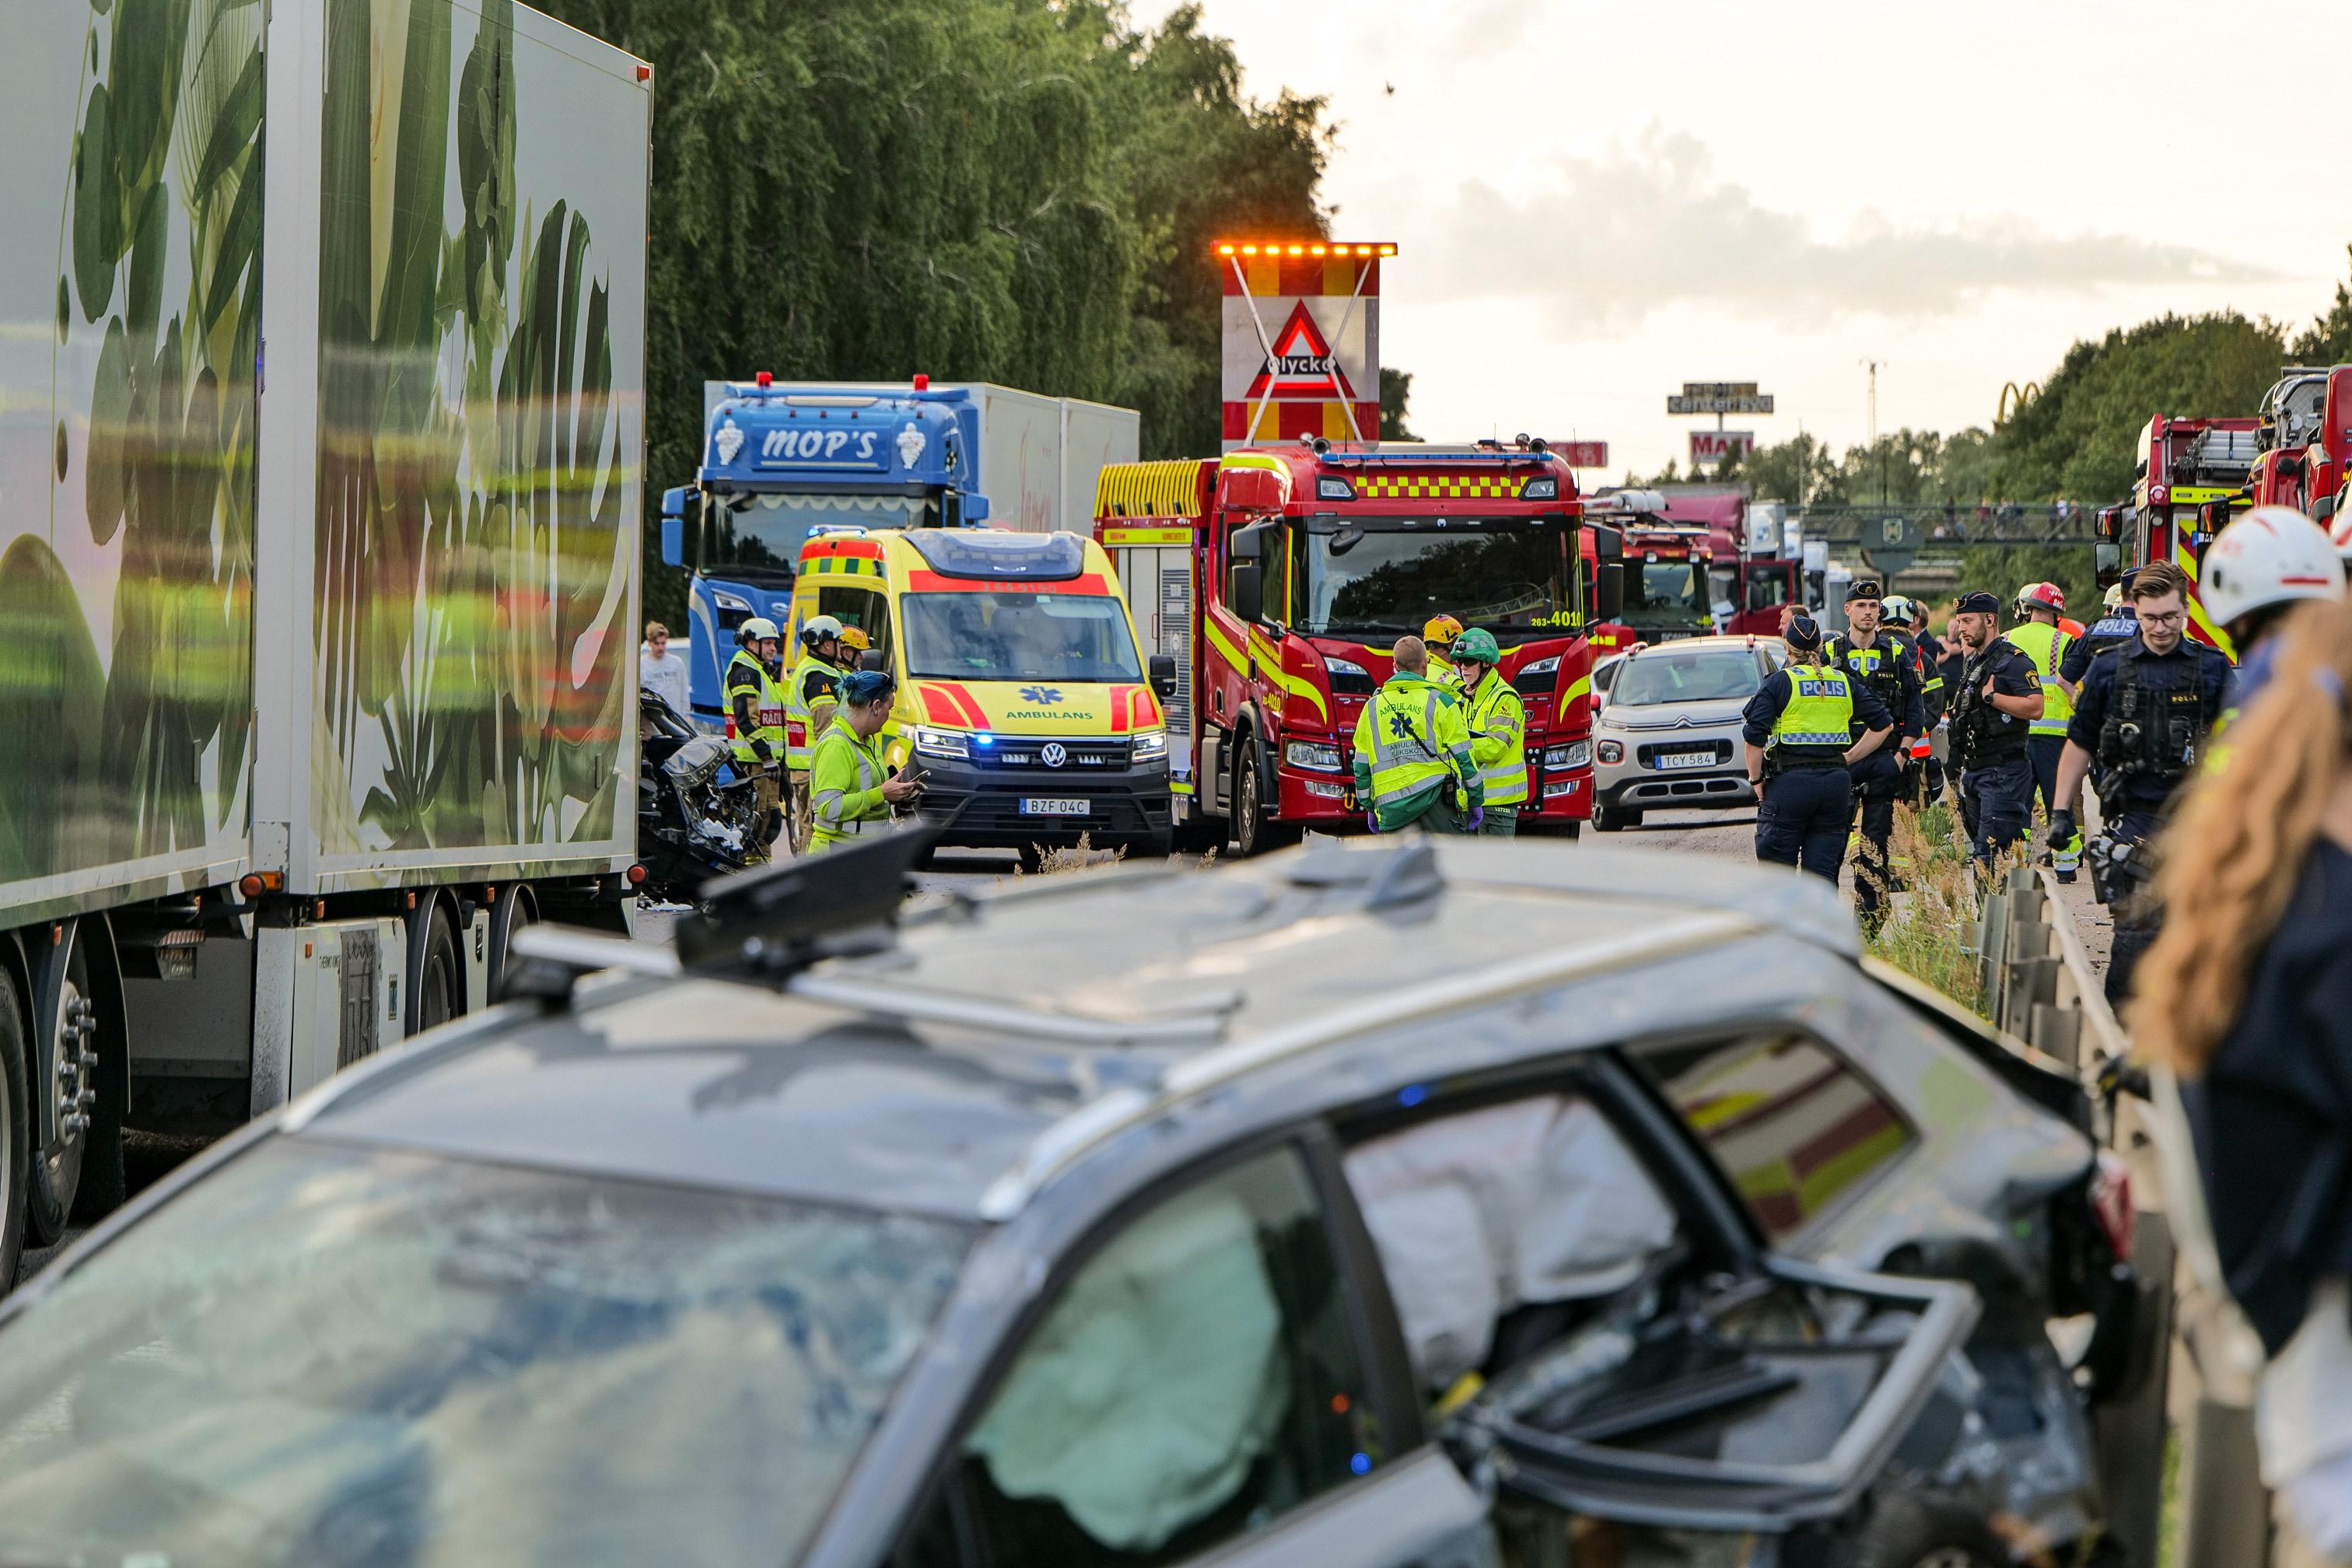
[{"left": 1135, "top": 0, "right": 2343, "bottom": 481}]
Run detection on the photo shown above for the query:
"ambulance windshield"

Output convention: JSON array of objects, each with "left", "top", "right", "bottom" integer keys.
[
  {"left": 1293, "top": 518, "right": 1573, "bottom": 639},
  {"left": 902, "top": 593, "right": 1146, "bottom": 684}
]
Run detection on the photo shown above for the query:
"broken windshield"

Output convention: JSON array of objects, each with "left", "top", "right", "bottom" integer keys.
[
  {"left": 1293, "top": 519, "right": 1574, "bottom": 639},
  {"left": 0, "top": 1138, "right": 972, "bottom": 1568}
]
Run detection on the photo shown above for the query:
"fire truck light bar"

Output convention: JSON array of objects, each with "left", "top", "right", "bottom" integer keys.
[{"left": 1215, "top": 241, "right": 1398, "bottom": 257}]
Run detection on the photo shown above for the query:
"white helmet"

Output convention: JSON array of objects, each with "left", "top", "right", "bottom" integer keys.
[
  {"left": 798, "top": 614, "right": 843, "bottom": 649},
  {"left": 739, "top": 616, "right": 780, "bottom": 644},
  {"left": 2200, "top": 506, "right": 2346, "bottom": 629}
]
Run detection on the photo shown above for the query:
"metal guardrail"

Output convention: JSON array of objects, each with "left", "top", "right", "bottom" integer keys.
[{"left": 1974, "top": 867, "right": 2273, "bottom": 1568}]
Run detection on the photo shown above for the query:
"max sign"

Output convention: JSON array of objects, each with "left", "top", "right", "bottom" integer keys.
[{"left": 1689, "top": 430, "right": 1755, "bottom": 466}]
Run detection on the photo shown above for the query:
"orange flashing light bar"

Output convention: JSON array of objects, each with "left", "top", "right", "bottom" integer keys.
[{"left": 1215, "top": 241, "right": 1397, "bottom": 258}]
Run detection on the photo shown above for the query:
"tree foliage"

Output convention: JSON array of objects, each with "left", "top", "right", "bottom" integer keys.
[{"left": 536, "top": 0, "right": 1338, "bottom": 625}]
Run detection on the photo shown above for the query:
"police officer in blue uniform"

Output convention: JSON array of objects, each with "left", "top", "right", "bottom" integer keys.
[
  {"left": 2049, "top": 562, "right": 2232, "bottom": 1006},
  {"left": 2060, "top": 576, "right": 2138, "bottom": 689},
  {"left": 1944, "top": 590, "right": 2045, "bottom": 867},
  {"left": 1824, "top": 579, "right": 1923, "bottom": 925},
  {"left": 1742, "top": 614, "right": 1893, "bottom": 884}
]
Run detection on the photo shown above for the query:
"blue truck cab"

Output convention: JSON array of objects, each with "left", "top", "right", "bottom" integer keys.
[{"left": 661, "top": 377, "right": 989, "bottom": 726}]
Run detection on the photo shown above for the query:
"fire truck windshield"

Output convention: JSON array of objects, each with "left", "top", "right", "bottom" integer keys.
[
  {"left": 703, "top": 492, "right": 932, "bottom": 582},
  {"left": 1293, "top": 519, "right": 1573, "bottom": 639},
  {"left": 1624, "top": 561, "right": 1710, "bottom": 629}
]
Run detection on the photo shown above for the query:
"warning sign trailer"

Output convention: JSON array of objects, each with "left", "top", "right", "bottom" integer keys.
[{"left": 1216, "top": 240, "right": 1395, "bottom": 450}]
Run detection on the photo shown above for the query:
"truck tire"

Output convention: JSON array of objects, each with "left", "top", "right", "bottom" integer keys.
[
  {"left": 405, "top": 905, "right": 463, "bottom": 1035},
  {"left": 25, "top": 923, "right": 100, "bottom": 1246},
  {"left": 0, "top": 964, "right": 28, "bottom": 1292},
  {"left": 1231, "top": 734, "right": 1298, "bottom": 859},
  {"left": 486, "top": 889, "right": 536, "bottom": 1005}
]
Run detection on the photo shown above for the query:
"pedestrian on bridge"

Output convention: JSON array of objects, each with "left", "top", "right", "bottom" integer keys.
[
  {"left": 1743, "top": 614, "right": 1892, "bottom": 884},
  {"left": 2134, "top": 597, "right": 2352, "bottom": 1568},
  {"left": 1352, "top": 637, "right": 1481, "bottom": 835},
  {"left": 1945, "top": 591, "right": 2043, "bottom": 869}
]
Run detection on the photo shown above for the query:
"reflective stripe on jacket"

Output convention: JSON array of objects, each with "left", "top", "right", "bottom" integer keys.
[
  {"left": 786, "top": 655, "right": 846, "bottom": 768},
  {"left": 727, "top": 649, "right": 786, "bottom": 768},
  {"left": 2002, "top": 621, "right": 2074, "bottom": 737},
  {"left": 1465, "top": 670, "right": 1529, "bottom": 806},
  {"left": 1350, "top": 674, "right": 1482, "bottom": 828},
  {"left": 1769, "top": 662, "right": 1857, "bottom": 753},
  {"left": 807, "top": 719, "right": 893, "bottom": 853}
]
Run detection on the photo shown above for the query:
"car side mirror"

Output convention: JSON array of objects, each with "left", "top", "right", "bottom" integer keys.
[
  {"left": 1149, "top": 654, "right": 1178, "bottom": 699},
  {"left": 660, "top": 487, "right": 688, "bottom": 568},
  {"left": 2094, "top": 542, "right": 2122, "bottom": 586},
  {"left": 859, "top": 648, "right": 888, "bottom": 674},
  {"left": 1230, "top": 562, "right": 1264, "bottom": 625}
]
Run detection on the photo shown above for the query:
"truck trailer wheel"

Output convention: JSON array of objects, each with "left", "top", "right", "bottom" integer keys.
[
  {"left": 26, "top": 922, "right": 100, "bottom": 1246},
  {"left": 405, "top": 904, "right": 463, "bottom": 1036},
  {"left": 0, "top": 964, "right": 28, "bottom": 1291}
]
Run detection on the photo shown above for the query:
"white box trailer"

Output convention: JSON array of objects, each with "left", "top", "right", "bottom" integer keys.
[{"left": 0, "top": 0, "right": 649, "bottom": 1272}]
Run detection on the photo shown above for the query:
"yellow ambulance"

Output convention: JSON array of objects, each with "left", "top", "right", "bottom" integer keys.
[{"left": 789, "top": 528, "right": 1178, "bottom": 863}]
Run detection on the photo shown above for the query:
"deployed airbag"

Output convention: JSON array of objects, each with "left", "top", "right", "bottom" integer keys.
[
  {"left": 1346, "top": 1096, "right": 1678, "bottom": 1388},
  {"left": 965, "top": 1186, "right": 1288, "bottom": 1550}
]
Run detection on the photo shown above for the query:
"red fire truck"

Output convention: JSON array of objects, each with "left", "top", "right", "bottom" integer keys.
[
  {"left": 1094, "top": 439, "right": 1625, "bottom": 853},
  {"left": 2244, "top": 366, "right": 2352, "bottom": 519},
  {"left": 2102, "top": 413, "right": 2261, "bottom": 656},
  {"left": 1584, "top": 488, "right": 1804, "bottom": 652}
]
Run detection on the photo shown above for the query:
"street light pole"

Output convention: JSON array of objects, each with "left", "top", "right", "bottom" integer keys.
[{"left": 1859, "top": 358, "right": 1886, "bottom": 503}]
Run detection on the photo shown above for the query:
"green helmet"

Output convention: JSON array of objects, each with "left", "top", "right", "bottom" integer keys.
[{"left": 1451, "top": 628, "right": 1500, "bottom": 665}]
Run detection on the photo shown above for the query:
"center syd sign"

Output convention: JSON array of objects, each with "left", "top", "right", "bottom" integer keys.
[{"left": 1668, "top": 382, "right": 1776, "bottom": 416}]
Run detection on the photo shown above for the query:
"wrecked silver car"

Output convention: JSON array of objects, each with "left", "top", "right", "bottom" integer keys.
[{"left": 0, "top": 835, "right": 2163, "bottom": 1567}]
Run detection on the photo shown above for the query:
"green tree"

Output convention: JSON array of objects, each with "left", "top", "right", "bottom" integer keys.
[
  {"left": 1379, "top": 366, "right": 1416, "bottom": 441},
  {"left": 2290, "top": 246, "right": 2352, "bottom": 365},
  {"left": 1995, "top": 312, "right": 2283, "bottom": 502},
  {"left": 537, "top": 0, "right": 1334, "bottom": 627}
]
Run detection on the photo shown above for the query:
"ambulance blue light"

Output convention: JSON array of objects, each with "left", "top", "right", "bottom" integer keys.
[{"left": 976, "top": 734, "right": 995, "bottom": 747}]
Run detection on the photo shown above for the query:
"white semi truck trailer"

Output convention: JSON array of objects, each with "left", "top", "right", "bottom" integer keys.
[{"left": 0, "top": 0, "right": 652, "bottom": 1283}]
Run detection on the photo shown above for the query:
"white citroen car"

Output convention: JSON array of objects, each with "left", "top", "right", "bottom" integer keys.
[{"left": 1591, "top": 635, "right": 1786, "bottom": 831}]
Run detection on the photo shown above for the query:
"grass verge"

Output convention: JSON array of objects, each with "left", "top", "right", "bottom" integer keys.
[{"left": 1862, "top": 800, "right": 2032, "bottom": 1020}]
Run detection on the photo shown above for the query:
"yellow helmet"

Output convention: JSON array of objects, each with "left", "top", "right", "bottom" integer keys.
[
  {"left": 837, "top": 625, "right": 871, "bottom": 653},
  {"left": 1422, "top": 614, "right": 1464, "bottom": 649}
]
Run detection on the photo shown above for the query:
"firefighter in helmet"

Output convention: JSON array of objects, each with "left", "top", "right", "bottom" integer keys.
[{"left": 1422, "top": 614, "right": 1465, "bottom": 688}]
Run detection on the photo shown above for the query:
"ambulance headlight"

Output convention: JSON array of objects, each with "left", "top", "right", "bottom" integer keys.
[
  {"left": 914, "top": 726, "right": 971, "bottom": 760},
  {"left": 1132, "top": 730, "right": 1167, "bottom": 761}
]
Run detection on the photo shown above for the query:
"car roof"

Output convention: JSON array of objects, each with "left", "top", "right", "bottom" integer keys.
[
  {"left": 1624, "top": 635, "right": 1777, "bottom": 655},
  {"left": 300, "top": 840, "right": 1859, "bottom": 1222}
]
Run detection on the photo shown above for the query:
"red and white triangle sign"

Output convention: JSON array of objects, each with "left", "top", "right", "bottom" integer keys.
[{"left": 1243, "top": 302, "right": 1358, "bottom": 402}]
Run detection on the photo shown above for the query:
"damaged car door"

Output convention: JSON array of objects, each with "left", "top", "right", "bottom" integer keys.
[{"left": 1331, "top": 1076, "right": 1990, "bottom": 1563}]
